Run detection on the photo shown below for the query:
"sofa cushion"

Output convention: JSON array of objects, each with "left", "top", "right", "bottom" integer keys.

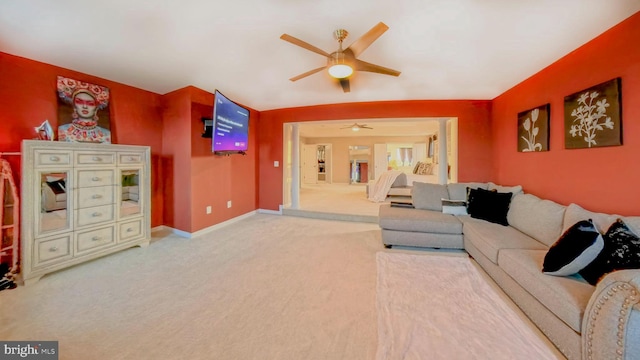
[
  {"left": 411, "top": 182, "right": 449, "bottom": 211},
  {"left": 499, "top": 249, "right": 595, "bottom": 333},
  {"left": 458, "top": 216, "right": 547, "bottom": 264},
  {"left": 466, "top": 187, "right": 512, "bottom": 226},
  {"left": 507, "top": 193, "right": 566, "bottom": 247},
  {"left": 563, "top": 203, "right": 640, "bottom": 235},
  {"left": 579, "top": 219, "right": 640, "bottom": 285},
  {"left": 446, "top": 182, "right": 488, "bottom": 201},
  {"left": 542, "top": 219, "right": 604, "bottom": 276},
  {"left": 379, "top": 204, "right": 462, "bottom": 234}
]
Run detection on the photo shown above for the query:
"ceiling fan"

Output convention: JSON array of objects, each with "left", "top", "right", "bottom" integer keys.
[
  {"left": 340, "top": 123, "right": 373, "bottom": 131},
  {"left": 280, "top": 22, "right": 401, "bottom": 93}
]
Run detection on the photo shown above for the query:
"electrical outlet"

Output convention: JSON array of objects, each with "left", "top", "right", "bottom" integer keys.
[
  {"left": 206, "top": 206, "right": 212, "bottom": 214},
  {"left": 227, "top": 201, "right": 232, "bottom": 208},
  {"left": 274, "top": 161, "right": 279, "bottom": 167}
]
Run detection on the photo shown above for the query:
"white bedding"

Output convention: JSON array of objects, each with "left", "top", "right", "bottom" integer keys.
[{"left": 368, "top": 170, "right": 403, "bottom": 202}]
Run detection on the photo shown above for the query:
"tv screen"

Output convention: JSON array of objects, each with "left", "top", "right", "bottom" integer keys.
[{"left": 212, "top": 90, "right": 249, "bottom": 154}]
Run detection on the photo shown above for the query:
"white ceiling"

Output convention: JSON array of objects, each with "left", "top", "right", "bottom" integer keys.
[{"left": 1, "top": 1, "right": 638, "bottom": 112}]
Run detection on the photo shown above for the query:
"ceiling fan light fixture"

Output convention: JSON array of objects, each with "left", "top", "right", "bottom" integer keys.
[
  {"left": 328, "top": 64, "right": 353, "bottom": 79},
  {"left": 328, "top": 51, "right": 353, "bottom": 79},
  {"left": 351, "top": 125, "right": 360, "bottom": 131}
]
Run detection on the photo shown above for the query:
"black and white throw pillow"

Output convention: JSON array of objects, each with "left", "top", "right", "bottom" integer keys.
[
  {"left": 579, "top": 219, "right": 640, "bottom": 285},
  {"left": 542, "top": 219, "right": 604, "bottom": 276}
]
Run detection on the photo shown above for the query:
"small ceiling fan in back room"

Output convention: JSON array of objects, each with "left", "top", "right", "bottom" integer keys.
[
  {"left": 340, "top": 123, "right": 373, "bottom": 132},
  {"left": 280, "top": 22, "right": 401, "bottom": 93}
]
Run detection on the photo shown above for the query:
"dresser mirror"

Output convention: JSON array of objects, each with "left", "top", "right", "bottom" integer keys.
[
  {"left": 120, "top": 169, "right": 141, "bottom": 218},
  {"left": 39, "top": 171, "right": 70, "bottom": 234}
]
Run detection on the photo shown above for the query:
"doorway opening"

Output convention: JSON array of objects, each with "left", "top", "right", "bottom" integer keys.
[{"left": 282, "top": 118, "right": 458, "bottom": 217}]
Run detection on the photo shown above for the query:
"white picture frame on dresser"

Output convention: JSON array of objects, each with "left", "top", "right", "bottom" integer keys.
[{"left": 21, "top": 140, "right": 151, "bottom": 285}]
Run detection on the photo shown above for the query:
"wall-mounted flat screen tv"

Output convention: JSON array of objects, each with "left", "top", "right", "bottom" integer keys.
[{"left": 212, "top": 90, "right": 249, "bottom": 155}]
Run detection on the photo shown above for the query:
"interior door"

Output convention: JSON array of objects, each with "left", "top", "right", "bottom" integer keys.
[
  {"left": 373, "top": 143, "right": 388, "bottom": 181},
  {"left": 324, "top": 144, "right": 332, "bottom": 184},
  {"left": 302, "top": 144, "right": 317, "bottom": 184}
]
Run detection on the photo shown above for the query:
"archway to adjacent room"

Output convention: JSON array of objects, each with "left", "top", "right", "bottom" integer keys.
[{"left": 282, "top": 117, "right": 458, "bottom": 219}]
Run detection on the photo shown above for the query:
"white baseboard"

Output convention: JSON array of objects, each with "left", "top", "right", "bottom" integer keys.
[
  {"left": 151, "top": 225, "right": 169, "bottom": 233},
  {"left": 257, "top": 207, "right": 283, "bottom": 215},
  {"left": 162, "top": 210, "right": 259, "bottom": 239}
]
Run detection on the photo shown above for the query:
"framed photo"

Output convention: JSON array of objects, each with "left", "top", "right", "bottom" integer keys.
[
  {"left": 57, "top": 76, "right": 112, "bottom": 143},
  {"left": 564, "top": 78, "right": 621, "bottom": 149},
  {"left": 517, "top": 104, "right": 549, "bottom": 152}
]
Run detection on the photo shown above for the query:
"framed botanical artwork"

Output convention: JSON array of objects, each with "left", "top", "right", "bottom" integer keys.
[
  {"left": 564, "top": 78, "right": 621, "bottom": 149},
  {"left": 517, "top": 104, "right": 550, "bottom": 152},
  {"left": 56, "top": 76, "right": 112, "bottom": 143}
]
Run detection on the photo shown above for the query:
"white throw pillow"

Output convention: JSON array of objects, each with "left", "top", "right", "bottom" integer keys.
[
  {"left": 441, "top": 199, "right": 468, "bottom": 215},
  {"left": 488, "top": 182, "right": 523, "bottom": 196}
]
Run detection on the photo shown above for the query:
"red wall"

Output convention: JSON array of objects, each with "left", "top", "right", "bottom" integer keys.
[
  {"left": 189, "top": 95, "right": 258, "bottom": 232},
  {"left": 160, "top": 87, "right": 193, "bottom": 231},
  {"left": 257, "top": 100, "right": 493, "bottom": 211},
  {"left": 0, "top": 52, "right": 165, "bottom": 227},
  {"left": 492, "top": 12, "right": 640, "bottom": 216}
]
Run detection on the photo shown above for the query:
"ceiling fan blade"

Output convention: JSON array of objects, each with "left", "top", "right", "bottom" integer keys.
[
  {"left": 339, "top": 78, "right": 350, "bottom": 93},
  {"left": 289, "top": 66, "right": 326, "bottom": 82},
  {"left": 280, "top": 34, "right": 330, "bottom": 57},
  {"left": 355, "top": 59, "right": 401, "bottom": 77},
  {"left": 346, "top": 22, "right": 389, "bottom": 57}
]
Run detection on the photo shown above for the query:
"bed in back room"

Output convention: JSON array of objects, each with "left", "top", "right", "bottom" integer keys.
[{"left": 368, "top": 161, "right": 439, "bottom": 202}]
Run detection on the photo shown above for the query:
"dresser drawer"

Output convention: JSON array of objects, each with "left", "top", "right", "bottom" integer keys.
[
  {"left": 77, "top": 169, "right": 115, "bottom": 187},
  {"left": 76, "top": 225, "right": 116, "bottom": 255},
  {"left": 77, "top": 185, "right": 114, "bottom": 208},
  {"left": 75, "top": 151, "right": 116, "bottom": 166},
  {"left": 34, "top": 234, "right": 73, "bottom": 267},
  {"left": 35, "top": 150, "right": 72, "bottom": 167},
  {"left": 76, "top": 204, "right": 115, "bottom": 227},
  {"left": 118, "top": 152, "right": 145, "bottom": 165},
  {"left": 119, "top": 218, "right": 143, "bottom": 242}
]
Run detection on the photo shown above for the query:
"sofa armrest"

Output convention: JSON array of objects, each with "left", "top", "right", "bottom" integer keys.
[{"left": 582, "top": 269, "right": 640, "bottom": 359}]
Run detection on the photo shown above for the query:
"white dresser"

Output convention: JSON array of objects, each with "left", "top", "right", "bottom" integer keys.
[{"left": 20, "top": 140, "right": 151, "bottom": 285}]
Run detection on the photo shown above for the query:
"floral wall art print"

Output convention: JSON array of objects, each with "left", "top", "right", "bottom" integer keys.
[
  {"left": 564, "top": 78, "right": 621, "bottom": 149},
  {"left": 517, "top": 104, "right": 549, "bottom": 152}
]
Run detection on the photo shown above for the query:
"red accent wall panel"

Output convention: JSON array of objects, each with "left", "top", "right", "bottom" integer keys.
[
  {"left": 257, "top": 100, "right": 493, "bottom": 211},
  {"left": 160, "top": 88, "right": 193, "bottom": 231},
  {"left": 189, "top": 99, "right": 258, "bottom": 232},
  {"left": 491, "top": 12, "right": 640, "bottom": 215},
  {"left": 0, "top": 52, "right": 165, "bottom": 226}
]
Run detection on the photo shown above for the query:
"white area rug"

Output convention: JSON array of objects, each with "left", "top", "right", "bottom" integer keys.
[{"left": 375, "top": 252, "right": 561, "bottom": 360}]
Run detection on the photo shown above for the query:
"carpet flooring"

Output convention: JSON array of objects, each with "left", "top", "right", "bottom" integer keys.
[
  {"left": 0, "top": 214, "right": 562, "bottom": 359},
  {"left": 375, "top": 252, "right": 562, "bottom": 360}
]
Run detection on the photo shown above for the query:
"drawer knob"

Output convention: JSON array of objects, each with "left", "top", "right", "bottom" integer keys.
[
  {"left": 92, "top": 212, "right": 102, "bottom": 217},
  {"left": 92, "top": 236, "right": 101, "bottom": 241},
  {"left": 92, "top": 156, "right": 103, "bottom": 161},
  {"left": 49, "top": 246, "right": 58, "bottom": 252},
  {"left": 126, "top": 227, "right": 134, "bottom": 232},
  {"left": 92, "top": 194, "right": 103, "bottom": 199},
  {"left": 50, "top": 156, "right": 60, "bottom": 162},
  {"left": 128, "top": 156, "right": 135, "bottom": 161},
  {"left": 92, "top": 177, "right": 101, "bottom": 181}
]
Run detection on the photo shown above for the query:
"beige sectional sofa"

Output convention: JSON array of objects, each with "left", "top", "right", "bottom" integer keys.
[{"left": 378, "top": 182, "right": 640, "bottom": 360}]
